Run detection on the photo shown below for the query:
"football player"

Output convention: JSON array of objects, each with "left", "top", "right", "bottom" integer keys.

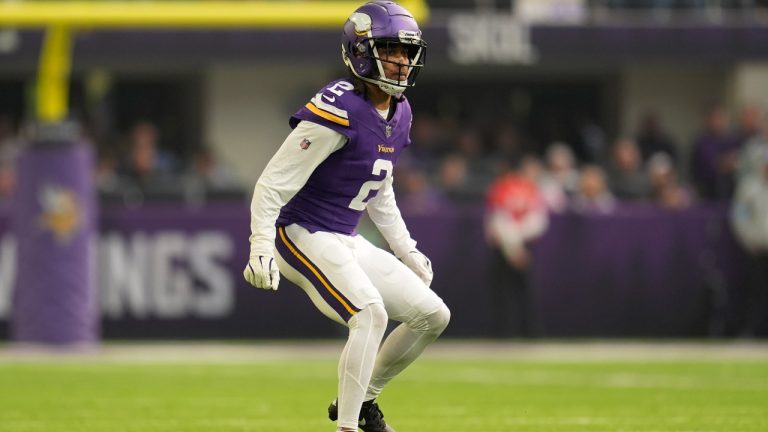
[{"left": 243, "top": 2, "right": 450, "bottom": 431}]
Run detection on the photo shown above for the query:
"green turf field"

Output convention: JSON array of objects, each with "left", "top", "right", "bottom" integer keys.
[{"left": 0, "top": 343, "right": 767, "bottom": 431}]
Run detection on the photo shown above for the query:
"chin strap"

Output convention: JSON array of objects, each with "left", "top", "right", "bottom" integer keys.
[{"left": 354, "top": 72, "right": 405, "bottom": 97}]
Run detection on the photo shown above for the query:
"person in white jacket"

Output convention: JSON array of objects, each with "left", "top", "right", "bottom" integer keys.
[{"left": 730, "top": 148, "right": 768, "bottom": 337}]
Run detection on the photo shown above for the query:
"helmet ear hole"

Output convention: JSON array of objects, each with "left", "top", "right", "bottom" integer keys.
[{"left": 358, "top": 60, "right": 371, "bottom": 76}]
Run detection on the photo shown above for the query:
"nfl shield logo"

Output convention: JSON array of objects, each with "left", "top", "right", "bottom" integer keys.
[
  {"left": 385, "top": 125, "right": 392, "bottom": 138},
  {"left": 299, "top": 138, "right": 311, "bottom": 150}
]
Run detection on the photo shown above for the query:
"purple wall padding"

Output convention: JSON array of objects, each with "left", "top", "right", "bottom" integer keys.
[{"left": 11, "top": 143, "right": 98, "bottom": 345}]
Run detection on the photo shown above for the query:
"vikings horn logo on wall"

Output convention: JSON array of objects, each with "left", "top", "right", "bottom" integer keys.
[{"left": 38, "top": 183, "right": 82, "bottom": 244}]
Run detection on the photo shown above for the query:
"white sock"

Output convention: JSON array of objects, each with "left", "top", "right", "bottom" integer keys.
[
  {"left": 365, "top": 304, "right": 450, "bottom": 401},
  {"left": 337, "top": 303, "right": 388, "bottom": 430}
]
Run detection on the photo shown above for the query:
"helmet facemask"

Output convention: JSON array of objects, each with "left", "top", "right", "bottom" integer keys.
[{"left": 367, "top": 36, "right": 426, "bottom": 96}]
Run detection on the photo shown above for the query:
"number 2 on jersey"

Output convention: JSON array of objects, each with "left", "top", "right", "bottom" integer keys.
[
  {"left": 349, "top": 159, "right": 393, "bottom": 211},
  {"left": 328, "top": 81, "right": 354, "bottom": 96}
]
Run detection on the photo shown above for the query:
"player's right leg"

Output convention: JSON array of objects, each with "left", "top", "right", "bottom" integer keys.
[{"left": 274, "top": 224, "right": 387, "bottom": 432}]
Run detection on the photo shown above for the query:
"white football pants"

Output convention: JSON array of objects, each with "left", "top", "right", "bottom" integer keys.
[{"left": 275, "top": 223, "right": 450, "bottom": 431}]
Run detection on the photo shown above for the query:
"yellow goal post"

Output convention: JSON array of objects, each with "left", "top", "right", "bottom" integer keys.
[{"left": 0, "top": 0, "right": 429, "bottom": 123}]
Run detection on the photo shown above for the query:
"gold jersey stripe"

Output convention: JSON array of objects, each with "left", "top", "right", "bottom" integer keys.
[
  {"left": 305, "top": 102, "right": 350, "bottom": 127},
  {"left": 277, "top": 226, "right": 357, "bottom": 316}
]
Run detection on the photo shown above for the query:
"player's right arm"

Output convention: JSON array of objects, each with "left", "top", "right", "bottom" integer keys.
[{"left": 244, "top": 121, "right": 346, "bottom": 290}]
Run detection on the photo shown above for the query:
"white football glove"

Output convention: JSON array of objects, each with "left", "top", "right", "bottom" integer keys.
[
  {"left": 400, "top": 249, "right": 433, "bottom": 287},
  {"left": 243, "top": 255, "right": 280, "bottom": 290}
]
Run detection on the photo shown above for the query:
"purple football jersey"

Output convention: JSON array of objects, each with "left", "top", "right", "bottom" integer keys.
[{"left": 277, "top": 79, "right": 412, "bottom": 234}]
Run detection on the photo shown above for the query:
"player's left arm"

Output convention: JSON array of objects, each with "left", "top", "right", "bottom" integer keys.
[{"left": 366, "top": 175, "right": 433, "bottom": 286}]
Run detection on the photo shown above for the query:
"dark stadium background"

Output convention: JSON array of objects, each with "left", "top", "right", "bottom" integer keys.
[{"left": 1, "top": 0, "right": 767, "bottom": 341}]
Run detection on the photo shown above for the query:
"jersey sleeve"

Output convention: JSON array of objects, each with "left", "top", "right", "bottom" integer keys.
[
  {"left": 289, "top": 84, "right": 354, "bottom": 139},
  {"left": 248, "top": 121, "right": 347, "bottom": 257},
  {"left": 366, "top": 175, "right": 417, "bottom": 258}
]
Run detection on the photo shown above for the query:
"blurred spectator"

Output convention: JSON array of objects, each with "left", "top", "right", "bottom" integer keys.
[
  {"left": 189, "top": 146, "right": 241, "bottom": 191},
  {"left": 0, "top": 115, "right": 20, "bottom": 159},
  {"left": 485, "top": 158, "right": 549, "bottom": 338},
  {"left": 118, "top": 121, "right": 178, "bottom": 180},
  {"left": 0, "top": 115, "right": 20, "bottom": 205},
  {"left": 492, "top": 124, "right": 524, "bottom": 163},
  {"left": 737, "top": 125, "right": 768, "bottom": 180},
  {"left": 730, "top": 149, "right": 768, "bottom": 337},
  {"left": 182, "top": 146, "right": 243, "bottom": 203},
  {"left": 455, "top": 128, "right": 484, "bottom": 159},
  {"left": 606, "top": 137, "right": 651, "bottom": 200},
  {"left": 117, "top": 121, "right": 182, "bottom": 199},
  {"left": 735, "top": 104, "right": 763, "bottom": 145},
  {"left": 396, "top": 168, "right": 445, "bottom": 215},
  {"left": 577, "top": 116, "right": 608, "bottom": 164},
  {"left": 572, "top": 164, "right": 616, "bottom": 213},
  {"left": 410, "top": 113, "right": 450, "bottom": 162},
  {"left": 437, "top": 153, "right": 468, "bottom": 198},
  {"left": 0, "top": 115, "right": 17, "bottom": 145},
  {"left": 456, "top": 128, "right": 498, "bottom": 176},
  {"left": 647, "top": 152, "right": 693, "bottom": 210},
  {"left": 544, "top": 142, "right": 580, "bottom": 197},
  {"left": 95, "top": 148, "right": 121, "bottom": 196},
  {"left": 437, "top": 153, "right": 486, "bottom": 201},
  {"left": 635, "top": 111, "right": 678, "bottom": 163},
  {"left": 520, "top": 155, "right": 568, "bottom": 213},
  {"left": 690, "top": 104, "right": 742, "bottom": 200},
  {"left": 0, "top": 148, "right": 15, "bottom": 205}
]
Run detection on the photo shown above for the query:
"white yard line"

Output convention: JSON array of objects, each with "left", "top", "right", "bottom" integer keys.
[
  {"left": 398, "top": 367, "right": 768, "bottom": 391},
  {"left": 423, "top": 340, "right": 768, "bottom": 361},
  {"left": 0, "top": 340, "right": 767, "bottom": 363}
]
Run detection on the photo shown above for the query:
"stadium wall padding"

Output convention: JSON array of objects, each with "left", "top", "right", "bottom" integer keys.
[{"left": 0, "top": 202, "right": 746, "bottom": 339}]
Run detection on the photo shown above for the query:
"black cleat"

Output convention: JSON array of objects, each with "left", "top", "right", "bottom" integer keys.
[{"left": 328, "top": 398, "right": 396, "bottom": 432}]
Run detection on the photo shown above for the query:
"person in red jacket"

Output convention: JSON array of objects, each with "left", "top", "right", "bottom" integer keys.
[{"left": 485, "top": 157, "right": 549, "bottom": 337}]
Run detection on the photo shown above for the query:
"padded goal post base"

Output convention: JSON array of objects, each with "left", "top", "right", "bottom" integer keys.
[{"left": 10, "top": 121, "right": 99, "bottom": 345}]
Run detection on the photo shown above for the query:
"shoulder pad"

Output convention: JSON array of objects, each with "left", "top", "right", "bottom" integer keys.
[{"left": 303, "top": 80, "right": 359, "bottom": 127}]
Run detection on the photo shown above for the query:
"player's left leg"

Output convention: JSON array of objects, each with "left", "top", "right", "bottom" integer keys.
[{"left": 352, "top": 234, "right": 451, "bottom": 402}]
